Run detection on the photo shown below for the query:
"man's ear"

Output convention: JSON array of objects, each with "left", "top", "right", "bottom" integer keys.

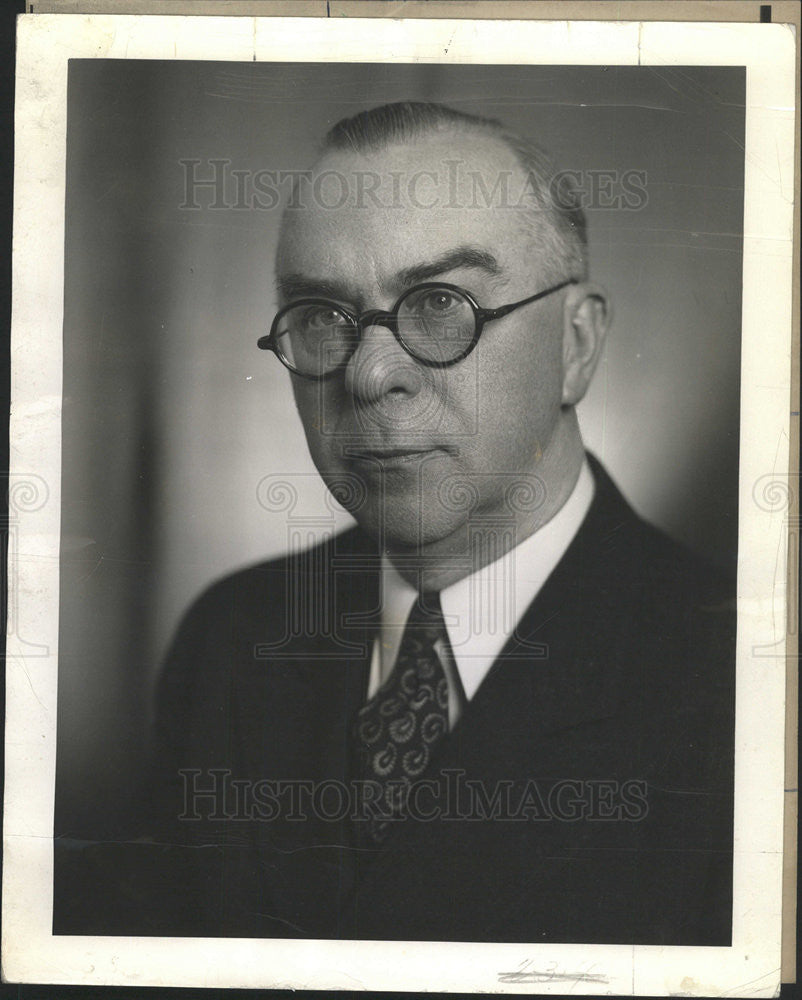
[{"left": 561, "top": 282, "right": 612, "bottom": 406}]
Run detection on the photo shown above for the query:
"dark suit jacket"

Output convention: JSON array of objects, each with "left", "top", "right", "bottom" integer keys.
[{"left": 54, "top": 457, "right": 735, "bottom": 944}]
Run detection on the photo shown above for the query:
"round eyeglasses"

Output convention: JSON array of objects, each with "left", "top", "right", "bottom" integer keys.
[{"left": 258, "top": 278, "right": 577, "bottom": 379}]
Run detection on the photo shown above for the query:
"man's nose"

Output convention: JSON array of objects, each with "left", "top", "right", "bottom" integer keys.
[{"left": 343, "top": 317, "right": 425, "bottom": 404}]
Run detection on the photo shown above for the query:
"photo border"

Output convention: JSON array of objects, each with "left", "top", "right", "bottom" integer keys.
[{"left": 3, "top": 12, "right": 797, "bottom": 994}]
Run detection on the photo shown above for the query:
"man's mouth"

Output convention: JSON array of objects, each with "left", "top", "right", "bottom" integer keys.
[{"left": 348, "top": 446, "right": 444, "bottom": 467}]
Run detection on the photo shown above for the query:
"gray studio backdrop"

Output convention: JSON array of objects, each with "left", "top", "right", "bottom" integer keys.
[{"left": 56, "top": 62, "right": 744, "bottom": 833}]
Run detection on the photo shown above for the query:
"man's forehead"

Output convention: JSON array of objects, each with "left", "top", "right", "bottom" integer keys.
[{"left": 276, "top": 130, "right": 533, "bottom": 287}]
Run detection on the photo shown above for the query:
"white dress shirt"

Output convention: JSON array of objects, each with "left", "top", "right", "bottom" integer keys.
[{"left": 367, "top": 460, "right": 596, "bottom": 726}]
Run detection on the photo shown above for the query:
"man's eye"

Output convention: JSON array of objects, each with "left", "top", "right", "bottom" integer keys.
[
  {"left": 302, "top": 306, "right": 348, "bottom": 329},
  {"left": 419, "top": 291, "right": 459, "bottom": 313}
]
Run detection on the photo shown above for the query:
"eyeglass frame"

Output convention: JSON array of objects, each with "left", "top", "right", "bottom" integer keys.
[{"left": 257, "top": 277, "right": 578, "bottom": 380}]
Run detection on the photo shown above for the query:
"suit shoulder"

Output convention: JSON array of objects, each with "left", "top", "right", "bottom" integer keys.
[
  {"left": 587, "top": 456, "right": 734, "bottom": 610},
  {"left": 636, "top": 516, "right": 734, "bottom": 604},
  {"left": 175, "top": 525, "right": 368, "bottom": 621},
  {"left": 582, "top": 459, "right": 735, "bottom": 702},
  {"left": 154, "top": 525, "right": 374, "bottom": 746},
  {"left": 159, "top": 525, "right": 375, "bottom": 690}
]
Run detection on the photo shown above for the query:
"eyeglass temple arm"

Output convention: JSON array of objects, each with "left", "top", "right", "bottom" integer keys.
[{"left": 480, "top": 278, "right": 577, "bottom": 322}]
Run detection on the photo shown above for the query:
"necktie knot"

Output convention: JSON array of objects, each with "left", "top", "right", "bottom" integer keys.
[{"left": 399, "top": 591, "right": 447, "bottom": 654}]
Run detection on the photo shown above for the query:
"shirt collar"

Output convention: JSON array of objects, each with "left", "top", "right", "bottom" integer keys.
[{"left": 377, "top": 459, "right": 595, "bottom": 701}]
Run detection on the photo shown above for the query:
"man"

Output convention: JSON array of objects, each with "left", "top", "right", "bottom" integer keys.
[{"left": 55, "top": 102, "right": 735, "bottom": 944}]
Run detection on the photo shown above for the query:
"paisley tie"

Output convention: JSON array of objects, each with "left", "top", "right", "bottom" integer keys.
[{"left": 353, "top": 592, "right": 450, "bottom": 844}]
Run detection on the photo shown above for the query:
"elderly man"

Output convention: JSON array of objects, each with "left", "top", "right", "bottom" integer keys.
[{"left": 57, "top": 102, "right": 735, "bottom": 944}]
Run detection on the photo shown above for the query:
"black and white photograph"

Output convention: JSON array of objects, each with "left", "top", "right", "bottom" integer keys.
[{"left": 2, "top": 12, "right": 796, "bottom": 994}]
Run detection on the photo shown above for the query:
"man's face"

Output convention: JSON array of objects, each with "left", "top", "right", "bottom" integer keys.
[{"left": 276, "top": 132, "right": 572, "bottom": 554}]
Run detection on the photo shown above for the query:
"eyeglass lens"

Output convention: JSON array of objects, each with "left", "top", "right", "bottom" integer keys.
[{"left": 275, "top": 286, "right": 476, "bottom": 375}]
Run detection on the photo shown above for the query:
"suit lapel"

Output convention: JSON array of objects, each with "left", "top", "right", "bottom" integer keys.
[{"left": 446, "top": 456, "right": 641, "bottom": 755}]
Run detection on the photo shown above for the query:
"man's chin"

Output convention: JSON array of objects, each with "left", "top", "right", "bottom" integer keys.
[{"left": 349, "top": 501, "right": 464, "bottom": 556}]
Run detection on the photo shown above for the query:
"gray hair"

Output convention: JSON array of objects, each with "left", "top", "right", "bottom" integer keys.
[{"left": 322, "top": 101, "right": 588, "bottom": 281}]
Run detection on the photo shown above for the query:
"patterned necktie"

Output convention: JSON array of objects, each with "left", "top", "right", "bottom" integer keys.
[{"left": 353, "top": 592, "right": 450, "bottom": 844}]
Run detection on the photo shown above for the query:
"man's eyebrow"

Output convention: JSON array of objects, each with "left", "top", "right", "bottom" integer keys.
[
  {"left": 395, "top": 246, "right": 502, "bottom": 287},
  {"left": 275, "top": 274, "right": 354, "bottom": 302},
  {"left": 276, "top": 246, "right": 502, "bottom": 303}
]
